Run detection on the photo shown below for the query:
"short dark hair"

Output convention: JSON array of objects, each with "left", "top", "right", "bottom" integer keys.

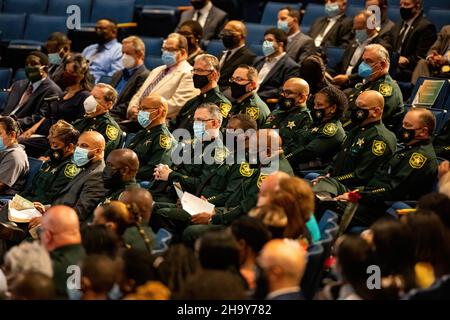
[
  {"left": 64, "top": 53, "right": 93, "bottom": 91},
  {"left": 27, "top": 51, "right": 49, "bottom": 67},
  {"left": 264, "top": 28, "right": 288, "bottom": 49},
  {"left": 417, "top": 193, "right": 450, "bottom": 229},
  {"left": 46, "top": 32, "right": 71, "bottom": 48},
  {"left": 317, "top": 86, "right": 349, "bottom": 118},
  {"left": 228, "top": 114, "right": 257, "bottom": 131},
  {"left": 236, "top": 64, "right": 258, "bottom": 82},
  {"left": 48, "top": 120, "right": 80, "bottom": 145},
  {"left": 0, "top": 116, "right": 20, "bottom": 137},
  {"left": 81, "top": 255, "right": 117, "bottom": 294},
  {"left": 198, "top": 230, "right": 240, "bottom": 272},
  {"left": 179, "top": 20, "right": 204, "bottom": 40},
  {"left": 122, "top": 249, "right": 157, "bottom": 287},
  {"left": 231, "top": 216, "right": 271, "bottom": 253},
  {"left": 81, "top": 224, "right": 120, "bottom": 258},
  {"left": 10, "top": 271, "right": 56, "bottom": 300},
  {"left": 281, "top": 6, "right": 300, "bottom": 21},
  {"left": 99, "top": 201, "right": 130, "bottom": 236}
]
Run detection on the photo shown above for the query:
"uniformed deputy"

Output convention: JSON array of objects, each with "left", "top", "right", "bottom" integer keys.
[
  {"left": 72, "top": 83, "right": 122, "bottom": 157},
  {"left": 433, "top": 118, "right": 450, "bottom": 160},
  {"left": 101, "top": 149, "right": 139, "bottom": 205},
  {"left": 286, "top": 86, "right": 346, "bottom": 171},
  {"left": 262, "top": 78, "right": 312, "bottom": 156},
  {"left": 343, "top": 44, "right": 403, "bottom": 131},
  {"left": 313, "top": 90, "right": 397, "bottom": 196},
  {"left": 228, "top": 65, "right": 271, "bottom": 128},
  {"left": 335, "top": 107, "right": 438, "bottom": 227},
  {"left": 128, "top": 95, "right": 175, "bottom": 181},
  {"left": 169, "top": 54, "right": 232, "bottom": 133},
  {"left": 20, "top": 120, "right": 81, "bottom": 204}
]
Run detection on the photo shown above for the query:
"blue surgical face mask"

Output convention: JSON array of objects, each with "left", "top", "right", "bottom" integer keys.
[
  {"left": 48, "top": 53, "right": 62, "bottom": 65},
  {"left": 325, "top": 2, "right": 341, "bottom": 18},
  {"left": 358, "top": 61, "right": 373, "bottom": 79},
  {"left": 161, "top": 50, "right": 177, "bottom": 66},
  {"left": 108, "top": 283, "right": 123, "bottom": 300},
  {"left": 73, "top": 147, "right": 94, "bottom": 167},
  {"left": 0, "top": 138, "right": 6, "bottom": 152},
  {"left": 277, "top": 20, "right": 290, "bottom": 33},
  {"left": 67, "top": 288, "right": 82, "bottom": 300},
  {"left": 355, "top": 29, "right": 369, "bottom": 44},
  {"left": 262, "top": 40, "right": 276, "bottom": 57},
  {"left": 138, "top": 110, "right": 152, "bottom": 128},
  {"left": 193, "top": 121, "right": 206, "bottom": 139}
]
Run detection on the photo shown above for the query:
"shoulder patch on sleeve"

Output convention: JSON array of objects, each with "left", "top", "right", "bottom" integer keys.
[
  {"left": 105, "top": 124, "right": 119, "bottom": 141},
  {"left": 257, "top": 174, "right": 269, "bottom": 189},
  {"left": 378, "top": 83, "right": 393, "bottom": 97},
  {"left": 372, "top": 140, "right": 387, "bottom": 156},
  {"left": 159, "top": 134, "right": 172, "bottom": 149},
  {"left": 322, "top": 123, "right": 338, "bottom": 136},
  {"left": 239, "top": 162, "right": 255, "bottom": 177},
  {"left": 219, "top": 102, "right": 232, "bottom": 118},
  {"left": 409, "top": 152, "right": 427, "bottom": 169},
  {"left": 64, "top": 163, "right": 80, "bottom": 178},
  {"left": 245, "top": 106, "right": 260, "bottom": 120},
  {"left": 214, "top": 147, "right": 228, "bottom": 163}
]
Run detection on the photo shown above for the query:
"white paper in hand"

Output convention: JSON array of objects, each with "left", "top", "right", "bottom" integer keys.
[
  {"left": 8, "top": 207, "right": 42, "bottom": 223},
  {"left": 181, "top": 192, "right": 215, "bottom": 216}
]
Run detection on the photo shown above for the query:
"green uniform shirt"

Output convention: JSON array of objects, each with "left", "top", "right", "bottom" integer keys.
[
  {"left": 128, "top": 124, "right": 175, "bottom": 181},
  {"left": 262, "top": 104, "right": 312, "bottom": 156},
  {"left": 433, "top": 120, "right": 450, "bottom": 160},
  {"left": 169, "top": 86, "right": 232, "bottom": 133},
  {"left": 344, "top": 74, "right": 404, "bottom": 130},
  {"left": 123, "top": 225, "right": 156, "bottom": 253},
  {"left": 326, "top": 120, "right": 397, "bottom": 189},
  {"left": 72, "top": 112, "right": 122, "bottom": 157},
  {"left": 101, "top": 180, "right": 139, "bottom": 204},
  {"left": 21, "top": 158, "right": 81, "bottom": 204},
  {"left": 229, "top": 92, "right": 271, "bottom": 128}
]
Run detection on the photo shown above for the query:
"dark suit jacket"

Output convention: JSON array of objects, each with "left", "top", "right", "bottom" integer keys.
[
  {"left": 253, "top": 54, "right": 300, "bottom": 101},
  {"left": 176, "top": 5, "right": 228, "bottom": 41},
  {"left": 2, "top": 78, "right": 62, "bottom": 130},
  {"left": 308, "top": 14, "right": 353, "bottom": 48},
  {"left": 286, "top": 31, "right": 316, "bottom": 64},
  {"left": 110, "top": 64, "right": 150, "bottom": 121},
  {"left": 392, "top": 13, "right": 438, "bottom": 71},
  {"left": 268, "top": 290, "right": 305, "bottom": 300},
  {"left": 428, "top": 25, "right": 450, "bottom": 56},
  {"left": 218, "top": 46, "right": 256, "bottom": 89},
  {"left": 53, "top": 159, "right": 108, "bottom": 223}
]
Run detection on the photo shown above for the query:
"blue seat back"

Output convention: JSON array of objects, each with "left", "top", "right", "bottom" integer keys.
[
  {"left": 90, "top": 0, "right": 135, "bottom": 23},
  {"left": 25, "top": 157, "right": 44, "bottom": 191},
  {"left": 0, "top": 68, "right": 12, "bottom": 89},
  {"left": 246, "top": 23, "right": 272, "bottom": 45},
  {"left": 23, "top": 14, "right": 68, "bottom": 42},
  {"left": 0, "top": 91, "right": 9, "bottom": 112},
  {"left": 142, "top": 37, "right": 164, "bottom": 58},
  {"left": 124, "top": 132, "right": 136, "bottom": 148},
  {"left": 206, "top": 39, "right": 225, "bottom": 57},
  {"left": 301, "top": 4, "right": 324, "bottom": 30},
  {"left": 3, "top": 0, "right": 47, "bottom": 14},
  {"left": 13, "top": 69, "right": 26, "bottom": 82},
  {"left": 301, "top": 242, "right": 325, "bottom": 300},
  {"left": 346, "top": 5, "right": 365, "bottom": 18},
  {"left": 145, "top": 56, "right": 163, "bottom": 70},
  {"left": 318, "top": 209, "right": 338, "bottom": 236},
  {"left": 47, "top": 0, "right": 92, "bottom": 22},
  {"left": 152, "top": 228, "right": 173, "bottom": 255},
  {"left": 0, "top": 13, "right": 26, "bottom": 41},
  {"left": 426, "top": 9, "right": 450, "bottom": 32},
  {"left": 325, "top": 46, "right": 345, "bottom": 70},
  {"left": 261, "top": 2, "right": 300, "bottom": 25}
]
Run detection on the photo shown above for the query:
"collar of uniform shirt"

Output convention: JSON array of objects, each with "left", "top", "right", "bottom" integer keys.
[
  {"left": 265, "top": 51, "right": 286, "bottom": 63},
  {"left": 197, "top": 0, "right": 213, "bottom": 18},
  {"left": 288, "top": 30, "right": 300, "bottom": 42}
]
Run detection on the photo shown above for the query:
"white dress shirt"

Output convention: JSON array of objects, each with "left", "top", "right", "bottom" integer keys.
[
  {"left": 193, "top": 1, "right": 212, "bottom": 28},
  {"left": 314, "top": 14, "right": 344, "bottom": 47},
  {"left": 219, "top": 44, "right": 245, "bottom": 69}
]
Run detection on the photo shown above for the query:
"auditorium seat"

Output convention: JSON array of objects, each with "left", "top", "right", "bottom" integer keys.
[
  {"left": 205, "top": 39, "right": 224, "bottom": 57},
  {"left": 90, "top": 0, "right": 135, "bottom": 23},
  {"left": 325, "top": 46, "right": 345, "bottom": 71},
  {"left": 0, "top": 13, "right": 26, "bottom": 42},
  {"left": 406, "top": 76, "right": 450, "bottom": 110},
  {"left": 2, "top": 0, "right": 47, "bottom": 14},
  {"left": 426, "top": 8, "right": 450, "bottom": 32},
  {"left": 346, "top": 5, "right": 365, "bottom": 18},
  {"left": 300, "top": 4, "right": 324, "bottom": 33},
  {"left": 387, "top": 6, "right": 401, "bottom": 23},
  {"left": 145, "top": 57, "right": 163, "bottom": 70},
  {"left": 249, "top": 43, "right": 263, "bottom": 57},
  {"left": 142, "top": 37, "right": 164, "bottom": 58},
  {"left": 25, "top": 157, "right": 44, "bottom": 191},
  {"left": 12, "top": 68, "right": 26, "bottom": 82},
  {"left": 260, "top": 1, "right": 301, "bottom": 26},
  {"left": 301, "top": 242, "right": 324, "bottom": 300},
  {"left": 0, "top": 67, "right": 12, "bottom": 89},
  {"left": 47, "top": 0, "right": 92, "bottom": 23},
  {"left": 0, "top": 91, "right": 9, "bottom": 112},
  {"left": 246, "top": 23, "right": 271, "bottom": 45}
]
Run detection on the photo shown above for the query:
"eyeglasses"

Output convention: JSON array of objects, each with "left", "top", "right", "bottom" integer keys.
[
  {"left": 194, "top": 119, "right": 215, "bottom": 122},
  {"left": 229, "top": 76, "right": 250, "bottom": 83},
  {"left": 279, "top": 89, "right": 297, "bottom": 96},
  {"left": 161, "top": 47, "right": 180, "bottom": 53}
]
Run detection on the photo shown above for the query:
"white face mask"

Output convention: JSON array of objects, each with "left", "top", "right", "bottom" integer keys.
[
  {"left": 122, "top": 53, "right": 136, "bottom": 69},
  {"left": 84, "top": 95, "right": 98, "bottom": 114}
]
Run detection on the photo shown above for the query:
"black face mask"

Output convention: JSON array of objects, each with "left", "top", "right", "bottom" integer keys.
[
  {"left": 400, "top": 7, "right": 415, "bottom": 21},
  {"left": 278, "top": 95, "right": 296, "bottom": 110},
  {"left": 193, "top": 74, "right": 210, "bottom": 89},
  {"left": 230, "top": 81, "right": 249, "bottom": 99},
  {"left": 96, "top": 32, "right": 108, "bottom": 45},
  {"left": 49, "top": 148, "right": 65, "bottom": 163},
  {"left": 351, "top": 107, "right": 369, "bottom": 125},
  {"left": 253, "top": 265, "right": 270, "bottom": 300},
  {"left": 191, "top": 0, "right": 207, "bottom": 10},
  {"left": 103, "top": 165, "right": 123, "bottom": 190},
  {"left": 312, "top": 108, "right": 325, "bottom": 124},
  {"left": 221, "top": 34, "right": 240, "bottom": 49},
  {"left": 397, "top": 127, "right": 416, "bottom": 144}
]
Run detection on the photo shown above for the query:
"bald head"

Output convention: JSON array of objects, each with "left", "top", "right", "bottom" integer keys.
[
  {"left": 41, "top": 205, "right": 81, "bottom": 252},
  {"left": 281, "top": 78, "right": 310, "bottom": 107},
  {"left": 107, "top": 149, "right": 139, "bottom": 172},
  {"left": 354, "top": 90, "right": 384, "bottom": 125},
  {"left": 225, "top": 20, "right": 247, "bottom": 36},
  {"left": 139, "top": 94, "right": 168, "bottom": 127},
  {"left": 257, "top": 172, "right": 290, "bottom": 207},
  {"left": 77, "top": 131, "right": 106, "bottom": 162},
  {"left": 258, "top": 239, "right": 307, "bottom": 291},
  {"left": 119, "top": 186, "right": 153, "bottom": 224},
  {"left": 222, "top": 21, "right": 247, "bottom": 48}
]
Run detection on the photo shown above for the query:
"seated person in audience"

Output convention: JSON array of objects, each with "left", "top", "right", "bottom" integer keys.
[
  {"left": 9, "top": 272, "right": 56, "bottom": 300},
  {"left": 79, "top": 255, "right": 117, "bottom": 301},
  {"left": 308, "top": 0, "right": 353, "bottom": 49},
  {"left": 392, "top": 0, "right": 437, "bottom": 82},
  {"left": 253, "top": 28, "right": 300, "bottom": 103},
  {"left": 40, "top": 205, "right": 86, "bottom": 299},
  {"left": 178, "top": 20, "right": 205, "bottom": 66},
  {"left": 412, "top": 25, "right": 450, "bottom": 84},
  {"left": 19, "top": 54, "right": 92, "bottom": 158},
  {"left": 227, "top": 65, "right": 270, "bottom": 128},
  {"left": 92, "top": 201, "right": 132, "bottom": 244},
  {"left": 334, "top": 108, "right": 438, "bottom": 227},
  {"left": 277, "top": 6, "right": 315, "bottom": 64},
  {"left": 217, "top": 21, "right": 256, "bottom": 91},
  {"left": 433, "top": 118, "right": 450, "bottom": 160},
  {"left": 2, "top": 52, "right": 63, "bottom": 131},
  {"left": 45, "top": 32, "right": 73, "bottom": 90},
  {"left": 128, "top": 95, "right": 175, "bottom": 181},
  {"left": 365, "top": 0, "right": 395, "bottom": 44},
  {"left": 81, "top": 224, "right": 120, "bottom": 259},
  {"left": 255, "top": 239, "right": 306, "bottom": 300},
  {"left": 313, "top": 90, "right": 396, "bottom": 196},
  {"left": 262, "top": 78, "right": 312, "bottom": 158},
  {"left": 101, "top": 149, "right": 139, "bottom": 203},
  {"left": 299, "top": 55, "right": 332, "bottom": 109},
  {"left": 73, "top": 83, "right": 122, "bottom": 157},
  {"left": 176, "top": 0, "right": 228, "bottom": 41},
  {"left": 170, "top": 54, "right": 231, "bottom": 133},
  {"left": 286, "top": 86, "right": 346, "bottom": 171},
  {"left": 110, "top": 36, "right": 150, "bottom": 125},
  {"left": 81, "top": 19, "right": 123, "bottom": 83},
  {"left": 0, "top": 117, "right": 29, "bottom": 196},
  {"left": 127, "top": 33, "right": 199, "bottom": 121},
  {"left": 331, "top": 10, "right": 393, "bottom": 90},
  {"left": 344, "top": 44, "right": 403, "bottom": 131}
]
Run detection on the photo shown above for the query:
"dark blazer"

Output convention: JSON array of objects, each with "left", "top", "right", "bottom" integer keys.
[
  {"left": 218, "top": 45, "right": 256, "bottom": 89},
  {"left": 392, "top": 12, "right": 437, "bottom": 71},
  {"left": 53, "top": 159, "right": 108, "bottom": 223},
  {"left": 286, "top": 31, "right": 316, "bottom": 64},
  {"left": 308, "top": 14, "right": 353, "bottom": 48},
  {"left": 268, "top": 290, "right": 305, "bottom": 300},
  {"left": 253, "top": 54, "right": 300, "bottom": 101},
  {"left": 2, "top": 78, "right": 62, "bottom": 130},
  {"left": 110, "top": 64, "right": 150, "bottom": 121},
  {"left": 176, "top": 5, "right": 228, "bottom": 41}
]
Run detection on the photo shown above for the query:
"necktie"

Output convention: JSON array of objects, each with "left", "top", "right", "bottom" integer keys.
[
  {"left": 220, "top": 50, "right": 231, "bottom": 69},
  {"left": 13, "top": 85, "right": 33, "bottom": 114},
  {"left": 139, "top": 67, "right": 170, "bottom": 104},
  {"left": 195, "top": 11, "right": 201, "bottom": 22},
  {"left": 397, "top": 23, "right": 408, "bottom": 53}
]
